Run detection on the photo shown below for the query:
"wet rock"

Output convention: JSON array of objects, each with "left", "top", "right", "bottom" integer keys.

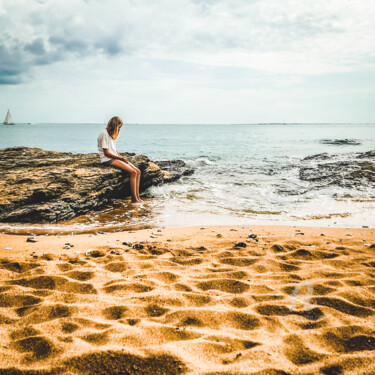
[
  {"left": 300, "top": 150, "right": 375, "bottom": 189},
  {"left": 0, "top": 147, "right": 190, "bottom": 224},
  {"left": 154, "top": 159, "right": 194, "bottom": 183}
]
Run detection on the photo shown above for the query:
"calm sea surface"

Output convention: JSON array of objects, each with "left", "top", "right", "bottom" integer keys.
[{"left": 1, "top": 123, "right": 374, "bottom": 233}]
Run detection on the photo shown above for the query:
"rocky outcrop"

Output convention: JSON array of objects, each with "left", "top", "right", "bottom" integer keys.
[
  {"left": 0, "top": 147, "right": 193, "bottom": 223},
  {"left": 300, "top": 150, "right": 375, "bottom": 189},
  {"left": 154, "top": 160, "right": 194, "bottom": 183}
]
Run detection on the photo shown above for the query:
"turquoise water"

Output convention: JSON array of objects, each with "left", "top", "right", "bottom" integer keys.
[{"left": 1, "top": 123, "right": 374, "bottom": 232}]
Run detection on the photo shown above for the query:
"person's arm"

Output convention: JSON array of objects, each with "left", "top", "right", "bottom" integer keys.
[
  {"left": 116, "top": 148, "right": 129, "bottom": 163},
  {"left": 104, "top": 149, "right": 128, "bottom": 163}
]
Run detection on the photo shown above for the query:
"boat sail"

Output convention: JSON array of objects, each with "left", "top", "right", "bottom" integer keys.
[{"left": 3, "top": 110, "right": 15, "bottom": 125}]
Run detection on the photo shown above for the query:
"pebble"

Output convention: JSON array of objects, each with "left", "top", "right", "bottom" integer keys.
[
  {"left": 200, "top": 227, "right": 206, "bottom": 230},
  {"left": 346, "top": 234, "right": 352, "bottom": 236},
  {"left": 27, "top": 236, "right": 37, "bottom": 243},
  {"left": 234, "top": 242, "right": 247, "bottom": 248},
  {"left": 296, "top": 233, "right": 305, "bottom": 236},
  {"left": 65, "top": 243, "right": 74, "bottom": 247},
  {"left": 212, "top": 230, "right": 216, "bottom": 232},
  {"left": 370, "top": 244, "right": 375, "bottom": 249},
  {"left": 362, "top": 226, "right": 369, "bottom": 228},
  {"left": 216, "top": 234, "right": 222, "bottom": 238},
  {"left": 64, "top": 244, "right": 71, "bottom": 250},
  {"left": 133, "top": 244, "right": 144, "bottom": 250},
  {"left": 248, "top": 234, "right": 257, "bottom": 239},
  {"left": 230, "top": 229, "right": 237, "bottom": 231},
  {"left": 167, "top": 239, "right": 171, "bottom": 242},
  {"left": 150, "top": 235, "right": 156, "bottom": 238},
  {"left": 122, "top": 242, "right": 132, "bottom": 247},
  {"left": 4, "top": 247, "right": 12, "bottom": 251},
  {"left": 157, "top": 229, "right": 161, "bottom": 232},
  {"left": 321, "top": 234, "right": 325, "bottom": 236}
]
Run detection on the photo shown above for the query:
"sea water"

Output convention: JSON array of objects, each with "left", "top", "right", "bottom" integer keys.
[{"left": 1, "top": 123, "right": 374, "bottom": 233}]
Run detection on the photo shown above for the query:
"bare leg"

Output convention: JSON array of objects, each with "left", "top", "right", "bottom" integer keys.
[
  {"left": 111, "top": 160, "right": 141, "bottom": 202},
  {"left": 127, "top": 161, "right": 143, "bottom": 201}
]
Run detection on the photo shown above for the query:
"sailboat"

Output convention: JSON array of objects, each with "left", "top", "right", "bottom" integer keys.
[{"left": 3, "top": 110, "right": 15, "bottom": 125}]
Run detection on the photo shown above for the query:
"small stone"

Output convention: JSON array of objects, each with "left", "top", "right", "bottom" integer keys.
[
  {"left": 346, "top": 234, "right": 352, "bottom": 236},
  {"left": 133, "top": 244, "right": 144, "bottom": 250},
  {"left": 230, "top": 229, "right": 237, "bottom": 231},
  {"left": 200, "top": 227, "right": 206, "bottom": 230},
  {"left": 321, "top": 234, "right": 325, "bottom": 236},
  {"left": 97, "top": 232, "right": 106, "bottom": 234},
  {"left": 27, "top": 236, "right": 37, "bottom": 243},
  {"left": 296, "top": 233, "right": 304, "bottom": 236},
  {"left": 370, "top": 244, "right": 375, "bottom": 249},
  {"left": 234, "top": 242, "right": 247, "bottom": 248},
  {"left": 248, "top": 234, "right": 257, "bottom": 239},
  {"left": 122, "top": 242, "right": 132, "bottom": 246},
  {"left": 65, "top": 242, "right": 74, "bottom": 247},
  {"left": 157, "top": 229, "right": 161, "bottom": 232},
  {"left": 212, "top": 230, "right": 216, "bottom": 232},
  {"left": 167, "top": 239, "right": 171, "bottom": 242},
  {"left": 362, "top": 226, "right": 369, "bottom": 228},
  {"left": 4, "top": 247, "right": 12, "bottom": 251},
  {"left": 64, "top": 244, "right": 71, "bottom": 250},
  {"left": 216, "top": 234, "right": 222, "bottom": 238},
  {"left": 150, "top": 235, "right": 156, "bottom": 238}
]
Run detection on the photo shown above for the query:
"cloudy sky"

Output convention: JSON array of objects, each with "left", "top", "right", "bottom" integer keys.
[{"left": 0, "top": 0, "right": 374, "bottom": 123}]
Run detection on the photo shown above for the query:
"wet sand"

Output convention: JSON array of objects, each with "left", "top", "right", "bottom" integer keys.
[{"left": 0, "top": 225, "right": 374, "bottom": 374}]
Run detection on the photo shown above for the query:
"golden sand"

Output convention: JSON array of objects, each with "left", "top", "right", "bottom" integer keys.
[{"left": 0, "top": 225, "right": 374, "bottom": 374}]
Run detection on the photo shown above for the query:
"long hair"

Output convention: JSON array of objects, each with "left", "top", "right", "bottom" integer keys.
[{"left": 106, "top": 116, "right": 123, "bottom": 140}]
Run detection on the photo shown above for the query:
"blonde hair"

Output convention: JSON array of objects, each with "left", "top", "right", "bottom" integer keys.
[{"left": 106, "top": 116, "right": 123, "bottom": 140}]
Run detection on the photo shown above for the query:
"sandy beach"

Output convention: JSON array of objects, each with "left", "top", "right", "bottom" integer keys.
[{"left": 0, "top": 225, "right": 374, "bottom": 374}]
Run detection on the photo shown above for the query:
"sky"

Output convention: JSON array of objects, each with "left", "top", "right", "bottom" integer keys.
[{"left": 0, "top": 0, "right": 374, "bottom": 124}]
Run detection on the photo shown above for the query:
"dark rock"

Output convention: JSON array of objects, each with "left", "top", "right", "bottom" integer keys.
[
  {"left": 299, "top": 150, "right": 375, "bottom": 189},
  {"left": 122, "top": 242, "right": 132, "bottom": 247},
  {"left": 370, "top": 244, "right": 375, "bottom": 249},
  {"left": 248, "top": 234, "right": 257, "bottom": 239},
  {"left": 320, "top": 139, "right": 361, "bottom": 146},
  {"left": 154, "top": 159, "right": 194, "bottom": 183},
  {"left": 0, "top": 147, "right": 190, "bottom": 223},
  {"left": 132, "top": 244, "right": 144, "bottom": 250},
  {"left": 27, "top": 236, "right": 37, "bottom": 243},
  {"left": 234, "top": 242, "right": 247, "bottom": 248}
]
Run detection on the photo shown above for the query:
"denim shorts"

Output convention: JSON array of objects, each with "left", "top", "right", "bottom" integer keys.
[{"left": 102, "top": 159, "right": 115, "bottom": 166}]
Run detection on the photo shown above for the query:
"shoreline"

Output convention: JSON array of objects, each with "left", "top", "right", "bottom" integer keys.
[{"left": 1, "top": 224, "right": 374, "bottom": 258}]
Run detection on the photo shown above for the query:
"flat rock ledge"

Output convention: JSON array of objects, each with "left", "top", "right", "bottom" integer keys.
[{"left": 0, "top": 147, "right": 193, "bottom": 223}]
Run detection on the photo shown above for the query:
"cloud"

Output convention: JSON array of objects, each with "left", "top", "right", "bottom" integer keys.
[{"left": 0, "top": 0, "right": 374, "bottom": 85}]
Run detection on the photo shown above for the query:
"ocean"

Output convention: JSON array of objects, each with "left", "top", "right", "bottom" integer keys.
[{"left": 1, "top": 122, "right": 374, "bottom": 233}]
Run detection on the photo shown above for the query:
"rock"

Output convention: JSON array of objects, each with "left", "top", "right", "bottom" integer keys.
[
  {"left": 64, "top": 244, "right": 71, "bottom": 250},
  {"left": 216, "top": 234, "right": 222, "bottom": 238},
  {"left": 300, "top": 150, "right": 375, "bottom": 189},
  {"left": 4, "top": 247, "right": 12, "bottom": 250},
  {"left": 0, "top": 147, "right": 191, "bottom": 223},
  {"left": 369, "top": 244, "right": 375, "bottom": 249},
  {"left": 234, "top": 242, "right": 247, "bottom": 248},
  {"left": 248, "top": 234, "right": 257, "bottom": 239},
  {"left": 132, "top": 244, "right": 144, "bottom": 250},
  {"left": 154, "top": 160, "right": 194, "bottom": 183},
  {"left": 27, "top": 236, "right": 37, "bottom": 243},
  {"left": 167, "top": 239, "right": 171, "bottom": 242},
  {"left": 122, "top": 242, "right": 132, "bottom": 247}
]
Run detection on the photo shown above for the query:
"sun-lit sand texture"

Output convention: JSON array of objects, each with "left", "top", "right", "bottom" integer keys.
[{"left": 0, "top": 225, "right": 374, "bottom": 374}]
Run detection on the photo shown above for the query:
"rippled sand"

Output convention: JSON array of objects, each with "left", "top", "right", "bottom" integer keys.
[{"left": 0, "top": 225, "right": 374, "bottom": 374}]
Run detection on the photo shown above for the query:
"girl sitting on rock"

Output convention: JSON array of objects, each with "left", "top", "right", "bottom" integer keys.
[{"left": 97, "top": 116, "right": 143, "bottom": 203}]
